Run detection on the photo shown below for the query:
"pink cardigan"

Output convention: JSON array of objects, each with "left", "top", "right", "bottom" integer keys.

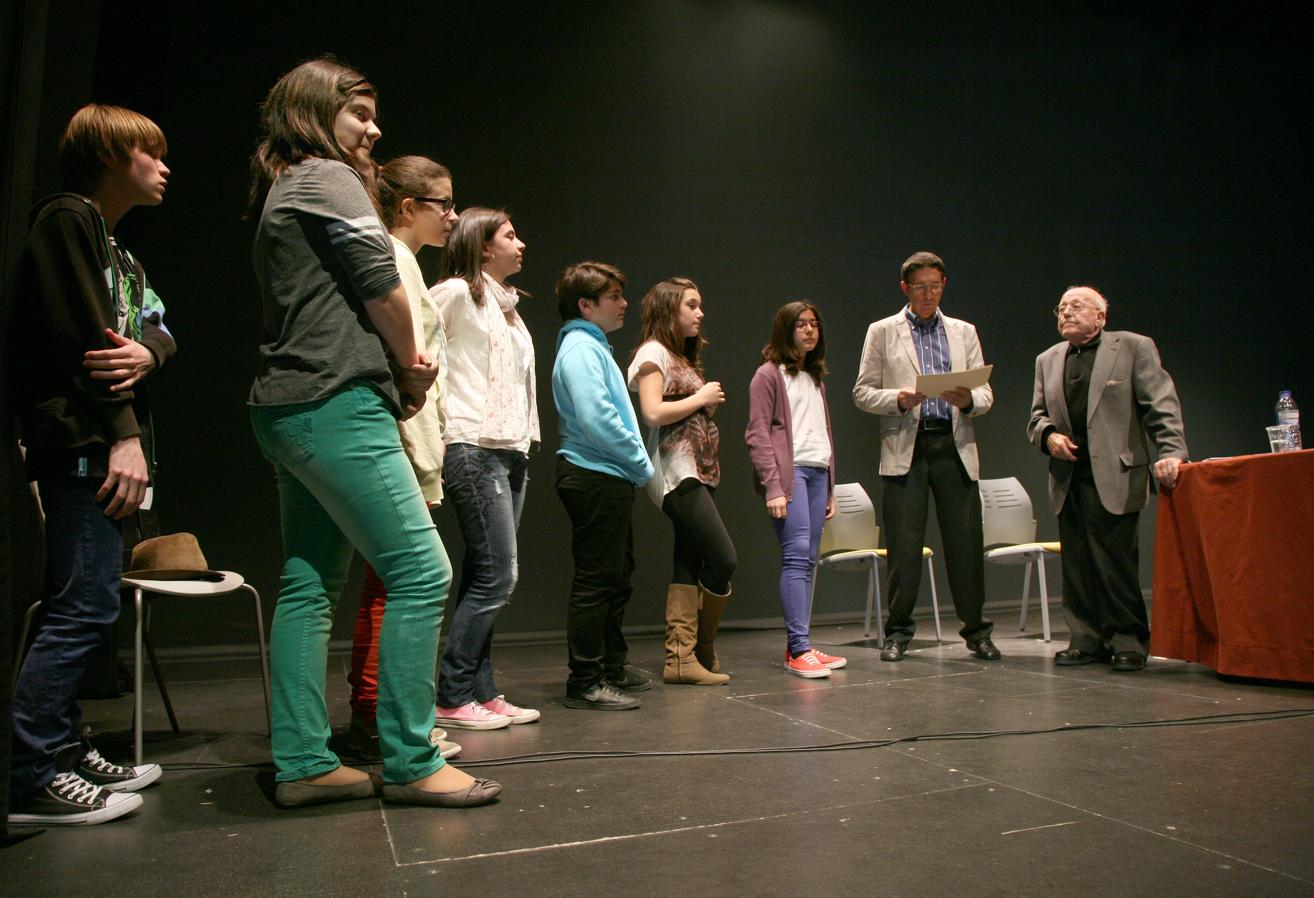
[{"left": 744, "top": 361, "right": 836, "bottom": 502}]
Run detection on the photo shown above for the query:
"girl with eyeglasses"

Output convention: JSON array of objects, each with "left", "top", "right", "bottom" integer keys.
[
  {"left": 247, "top": 58, "right": 498, "bottom": 808},
  {"left": 430, "top": 208, "right": 540, "bottom": 731},
  {"left": 343, "top": 156, "right": 462, "bottom": 762},
  {"left": 628, "top": 278, "right": 736, "bottom": 686},
  {"left": 745, "top": 301, "right": 846, "bottom": 678}
]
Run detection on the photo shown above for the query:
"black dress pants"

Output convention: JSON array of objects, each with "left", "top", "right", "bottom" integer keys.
[
  {"left": 881, "top": 430, "right": 991, "bottom": 643},
  {"left": 1056, "top": 473, "right": 1148, "bottom": 654},
  {"left": 556, "top": 458, "right": 636, "bottom": 691}
]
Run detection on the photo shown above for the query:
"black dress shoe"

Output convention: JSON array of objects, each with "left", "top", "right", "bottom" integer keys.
[
  {"left": 1111, "top": 651, "right": 1147, "bottom": 672},
  {"left": 1054, "top": 647, "right": 1099, "bottom": 666},
  {"left": 563, "top": 682, "right": 641, "bottom": 710},
  {"left": 605, "top": 666, "right": 652, "bottom": 693},
  {"left": 880, "top": 642, "right": 907, "bottom": 662},
  {"left": 966, "top": 637, "right": 1001, "bottom": 660}
]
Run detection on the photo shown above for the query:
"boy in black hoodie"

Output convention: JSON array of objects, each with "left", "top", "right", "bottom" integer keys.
[{"left": 7, "top": 104, "right": 176, "bottom": 826}]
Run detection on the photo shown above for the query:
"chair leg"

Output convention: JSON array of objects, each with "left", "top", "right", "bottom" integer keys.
[
  {"left": 243, "top": 584, "right": 272, "bottom": 737},
  {"left": 133, "top": 588, "right": 144, "bottom": 766},
  {"left": 1018, "top": 560, "right": 1034, "bottom": 631},
  {"left": 143, "top": 627, "right": 180, "bottom": 735},
  {"left": 926, "top": 555, "right": 943, "bottom": 642},
  {"left": 11, "top": 601, "right": 42, "bottom": 692},
  {"left": 1037, "top": 556, "right": 1053, "bottom": 643},
  {"left": 868, "top": 564, "right": 885, "bottom": 649}
]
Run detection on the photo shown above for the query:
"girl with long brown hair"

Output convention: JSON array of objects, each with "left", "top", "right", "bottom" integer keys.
[
  {"left": 627, "top": 278, "right": 735, "bottom": 686},
  {"left": 247, "top": 58, "right": 498, "bottom": 808}
]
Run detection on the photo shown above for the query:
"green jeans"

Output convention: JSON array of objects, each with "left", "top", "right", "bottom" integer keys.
[{"left": 250, "top": 383, "right": 450, "bottom": 783}]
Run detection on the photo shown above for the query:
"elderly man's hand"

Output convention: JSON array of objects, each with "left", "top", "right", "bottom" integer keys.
[
  {"left": 940, "top": 386, "right": 973, "bottom": 410},
  {"left": 1047, "top": 432, "right": 1080, "bottom": 462},
  {"left": 897, "top": 389, "right": 927, "bottom": 412},
  {"left": 1153, "top": 457, "right": 1182, "bottom": 490}
]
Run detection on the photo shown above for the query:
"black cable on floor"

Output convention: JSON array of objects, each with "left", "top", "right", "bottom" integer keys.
[{"left": 158, "top": 707, "right": 1314, "bottom": 772}]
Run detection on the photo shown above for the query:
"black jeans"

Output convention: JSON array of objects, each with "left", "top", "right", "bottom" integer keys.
[
  {"left": 881, "top": 430, "right": 991, "bottom": 643},
  {"left": 660, "top": 479, "right": 737, "bottom": 593},
  {"left": 1057, "top": 473, "right": 1147, "bottom": 653},
  {"left": 555, "top": 458, "right": 636, "bottom": 691}
]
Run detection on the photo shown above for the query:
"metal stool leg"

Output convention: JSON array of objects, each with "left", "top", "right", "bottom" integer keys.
[
  {"left": 133, "top": 587, "right": 144, "bottom": 766},
  {"left": 926, "top": 554, "right": 943, "bottom": 642},
  {"left": 1019, "top": 560, "right": 1034, "bottom": 631},
  {"left": 142, "top": 619, "right": 180, "bottom": 735},
  {"left": 242, "top": 584, "right": 272, "bottom": 736},
  {"left": 1037, "top": 556, "right": 1053, "bottom": 643}
]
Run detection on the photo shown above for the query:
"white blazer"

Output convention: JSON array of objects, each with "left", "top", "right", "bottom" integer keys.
[{"left": 852, "top": 310, "right": 993, "bottom": 478}]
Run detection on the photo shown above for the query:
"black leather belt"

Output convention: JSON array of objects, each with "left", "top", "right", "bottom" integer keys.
[{"left": 918, "top": 418, "right": 952, "bottom": 434}]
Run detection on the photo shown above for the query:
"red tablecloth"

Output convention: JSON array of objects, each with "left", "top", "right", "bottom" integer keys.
[{"left": 1151, "top": 449, "right": 1314, "bottom": 682}]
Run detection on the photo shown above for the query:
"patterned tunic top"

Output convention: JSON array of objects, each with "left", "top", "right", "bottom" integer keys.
[{"left": 627, "top": 341, "right": 720, "bottom": 498}]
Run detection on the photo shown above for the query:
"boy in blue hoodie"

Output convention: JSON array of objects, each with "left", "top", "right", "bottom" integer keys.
[{"left": 552, "top": 262, "right": 653, "bottom": 710}]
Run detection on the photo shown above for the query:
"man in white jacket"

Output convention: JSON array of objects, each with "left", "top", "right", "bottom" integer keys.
[{"left": 853, "top": 251, "right": 997, "bottom": 662}]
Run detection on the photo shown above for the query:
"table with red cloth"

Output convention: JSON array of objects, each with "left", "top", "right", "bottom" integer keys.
[{"left": 1151, "top": 449, "right": 1314, "bottom": 682}]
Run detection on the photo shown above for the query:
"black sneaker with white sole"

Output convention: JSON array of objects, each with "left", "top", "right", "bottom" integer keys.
[
  {"left": 77, "top": 745, "right": 163, "bottom": 792},
  {"left": 7, "top": 771, "right": 143, "bottom": 826}
]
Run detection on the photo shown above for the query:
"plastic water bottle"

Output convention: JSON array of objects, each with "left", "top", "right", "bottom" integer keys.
[{"left": 1276, "top": 391, "right": 1299, "bottom": 428}]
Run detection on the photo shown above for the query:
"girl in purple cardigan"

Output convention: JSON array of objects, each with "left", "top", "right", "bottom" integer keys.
[{"left": 745, "top": 302, "right": 847, "bottom": 678}]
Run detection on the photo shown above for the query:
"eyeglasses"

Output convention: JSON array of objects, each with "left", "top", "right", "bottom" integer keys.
[
  {"left": 905, "top": 282, "right": 945, "bottom": 295},
  {"left": 1053, "top": 301, "right": 1096, "bottom": 318},
  {"left": 414, "top": 196, "right": 455, "bottom": 214},
  {"left": 795, "top": 319, "right": 821, "bottom": 331}
]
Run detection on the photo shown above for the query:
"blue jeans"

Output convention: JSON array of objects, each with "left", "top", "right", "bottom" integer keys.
[
  {"left": 250, "top": 383, "right": 450, "bottom": 784},
  {"left": 438, "top": 444, "right": 527, "bottom": 707},
  {"left": 773, "top": 466, "right": 829, "bottom": 656},
  {"left": 10, "top": 474, "right": 123, "bottom": 799}
]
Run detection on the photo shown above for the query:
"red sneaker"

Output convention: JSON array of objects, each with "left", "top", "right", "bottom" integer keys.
[
  {"left": 812, "top": 648, "right": 847, "bottom": 670},
  {"left": 785, "top": 650, "right": 831, "bottom": 679}
]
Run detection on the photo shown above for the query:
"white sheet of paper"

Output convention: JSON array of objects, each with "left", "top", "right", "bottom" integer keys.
[{"left": 915, "top": 364, "right": 993, "bottom": 397}]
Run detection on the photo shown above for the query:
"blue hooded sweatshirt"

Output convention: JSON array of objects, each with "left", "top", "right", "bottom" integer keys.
[{"left": 552, "top": 319, "right": 653, "bottom": 485}]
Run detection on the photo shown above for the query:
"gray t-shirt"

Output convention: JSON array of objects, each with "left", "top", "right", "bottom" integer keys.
[{"left": 249, "top": 157, "right": 402, "bottom": 413}]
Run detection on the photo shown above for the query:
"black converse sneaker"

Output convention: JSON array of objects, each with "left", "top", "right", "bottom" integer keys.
[
  {"left": 77, "top": 744, "right": 163, "bottom": 792},
  {"left": 7, "top": 771, "right": 143, "bottom": 826}
]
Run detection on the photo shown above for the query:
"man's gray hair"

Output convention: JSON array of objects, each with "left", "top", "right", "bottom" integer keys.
[{"left": 1060, "top": 285, "right": 1108, "bottom": 314}]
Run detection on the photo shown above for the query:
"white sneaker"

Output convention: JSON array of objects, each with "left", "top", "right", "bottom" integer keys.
[
  {"left": 435, "top": 701, "right": 511, "bottom": 730},
  {"left": 429, "top": 727, "right": 462, "bottom": 759}
]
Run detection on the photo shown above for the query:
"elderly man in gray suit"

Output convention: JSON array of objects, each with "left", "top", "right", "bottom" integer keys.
[
  {"left": 854, "top": 251, "right": 998, "bottom": 662},
  {"left": 1028, "top": 286, "right": 1187, "bottom": 672}
]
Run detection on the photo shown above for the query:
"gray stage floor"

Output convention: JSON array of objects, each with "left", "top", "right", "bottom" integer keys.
[{"left": 6, "top": 616, "right": 1314, "bottom": 897}]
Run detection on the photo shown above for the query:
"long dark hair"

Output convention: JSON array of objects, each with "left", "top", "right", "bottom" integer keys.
[
  {"left": 632, "top": 277, "right": 705, "bottom": 376},
  {"left": 762, "top": 300, "right": 827, "bottom": 384},
  {"left": 247, "top": 56, "right": 377, "bottom": 217},
  {"left": 438, "top": 207, "right": 510, "bottom": 306}
]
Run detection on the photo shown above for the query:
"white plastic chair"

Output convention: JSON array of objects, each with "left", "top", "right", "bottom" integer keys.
[
  {"left": 809, "top": 483, "right": 943, "bottom": 645},
  {"left": 979, "top": 477, "right": 1061, "bottom": 642},
  {"left": 121, "top": 573, "right": 271, "bottom": 765}
]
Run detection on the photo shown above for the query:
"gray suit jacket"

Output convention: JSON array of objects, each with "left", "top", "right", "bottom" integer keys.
[
  {"left": 1027, "top": 330, "right": 1187, "bottom": 515},
  {"left": 853, "top": 310, "right": 993, "bottom": 478}
]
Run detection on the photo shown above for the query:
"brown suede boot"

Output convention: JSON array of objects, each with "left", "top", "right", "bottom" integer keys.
[
  {"left": 663, "top": 584, "right": 729, "bottom": 685},
  {"left": 695, "top": 584, "right": 731, "bottom": 673}
]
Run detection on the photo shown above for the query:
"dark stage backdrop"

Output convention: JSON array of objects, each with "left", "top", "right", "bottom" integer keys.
[{"left": 9, "top": 1, "right": 1313, "bottom": 649}]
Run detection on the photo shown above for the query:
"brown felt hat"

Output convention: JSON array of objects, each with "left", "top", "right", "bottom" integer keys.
[{"left": 123, "top": 533, "right": 224, "bottom": 581}]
